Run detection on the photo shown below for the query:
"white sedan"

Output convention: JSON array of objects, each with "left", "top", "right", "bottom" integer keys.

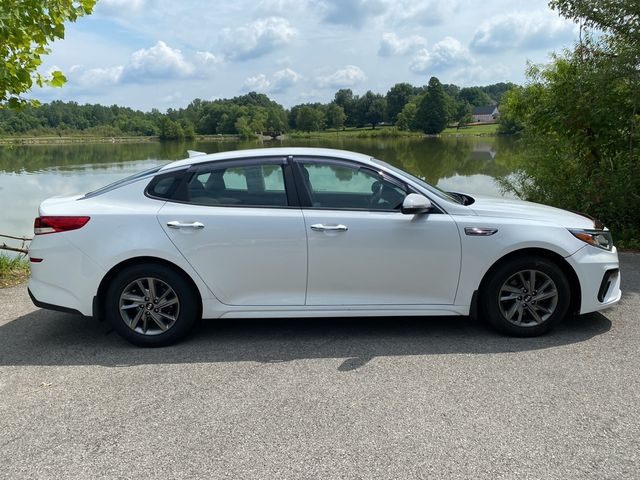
[{"left": 28, "top": 148, "right": 621, "bottom": 346}]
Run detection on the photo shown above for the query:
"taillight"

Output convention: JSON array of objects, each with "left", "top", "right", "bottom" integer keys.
[{"left": 34, "top": 216, "right": 90, "bottom": 235}]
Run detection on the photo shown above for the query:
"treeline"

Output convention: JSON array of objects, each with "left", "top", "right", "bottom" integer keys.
[
  {"left": 0, "top": 81, "right": 514, "bottom": 139},
  {"left": 496, "top": 0, "right": 639, "bottom": 246}
]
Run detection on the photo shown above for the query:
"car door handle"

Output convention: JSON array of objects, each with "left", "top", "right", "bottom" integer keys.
[
  {"left": 310, "top": 224, "right": 348, "bottom": 232},
  {"left": 167, "top": 221, "right": 205, "bottom": 230}
]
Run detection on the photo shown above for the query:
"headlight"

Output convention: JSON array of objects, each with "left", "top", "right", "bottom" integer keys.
[{"left": 569, "top": 229, "right": 613, "bottom": 251}]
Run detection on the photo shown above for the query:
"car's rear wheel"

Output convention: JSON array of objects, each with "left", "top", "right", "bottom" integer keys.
[
  {"left": 481, "top": 255, "right": 571, "bottom": 336},
  {"left": 105, "top": 263, "right": 200, "bottom": 347}
]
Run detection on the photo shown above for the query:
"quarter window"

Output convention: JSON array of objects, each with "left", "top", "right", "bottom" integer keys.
[
  {"left": 186, "top": 162, "right": 288, "bottom": 207},
  {"left": 146, "top": 170, "right": 185, "bottom": 200},
  {"left": 298, "top": 161, "right": 407, "bottom": 210}
]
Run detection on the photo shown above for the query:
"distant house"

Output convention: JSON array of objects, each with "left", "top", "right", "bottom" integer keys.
[{"left": 471, "top": 105, "right": 499, "bottom": 123}]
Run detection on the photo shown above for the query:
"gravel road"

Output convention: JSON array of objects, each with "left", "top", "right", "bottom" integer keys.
[{"left": 1, "top": 253, "right": 638, "bottom": 479}]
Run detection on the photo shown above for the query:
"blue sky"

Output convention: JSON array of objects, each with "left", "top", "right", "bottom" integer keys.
[{"left": 32, "top": 0, "right": 579, "bottom": 111}]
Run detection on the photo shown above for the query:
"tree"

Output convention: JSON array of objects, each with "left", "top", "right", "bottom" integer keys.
[
  {"left": 266, "top": 107, "right": 288, "bottom": 132},
  {"left": 333, "top": 89, "right": 357, "bottom": 126},
  {"left": 458, "top": 87, "right": 493, "bottom": 107},
  {"left": 1, "top": 0, "right": 96, "bottom": 109},
  {"left": 396, "top": 100, "right": 419, "bottom": 131},
  {"left": 498, "top": 0, "right": 640, "bottom": 244},
  {"left": 365, "top": 94, "right": 386, "bottom": 129},
  {"left": 415, "top": 77, "right": 449, "bottom": 134},
  {"left": 325, "top": 103, "right": 346, "bottom": 130},
  {"left": 354, "top": 91, "right": 386, "bottom": 129},
  {"left": 549, "top": 0, "right": 640, "bottom": 48},
  {"left": 234, "top": 116, "right": 254, "bottom": 139},
  {"left": 158, "top": 117, "right": 184, "bottom": 140},
  {"left": 295, "top": 105, "right": 324, "bottom": 132},
  {"left": 385, "top": 83, "right": 415, "bottom": 124},
  {"left": 179, "top": 119, "right": 196, "bottom": 139}
]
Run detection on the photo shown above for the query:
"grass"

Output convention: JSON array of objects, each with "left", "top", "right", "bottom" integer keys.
[
  {"left": 288, "top": 126, "right": 422, "bottom": 139},
  {"left": 288, "top": 123, "right": 501, "bottom": 139},
  {"left": 441, "top": 123, "right": 499, "bottom": 136},
  {"left": 0, "top": 254, "right": 30, "bottom": 288}
]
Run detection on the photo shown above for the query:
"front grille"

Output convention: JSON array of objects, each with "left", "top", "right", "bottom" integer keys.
[{"left": 597, "top": 269, "right": 619, "bottom": 302}]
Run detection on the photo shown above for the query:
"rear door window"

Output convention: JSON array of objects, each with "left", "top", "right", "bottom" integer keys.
[{"left": 184, "top": 161, "right": 288, "bottom": 207}]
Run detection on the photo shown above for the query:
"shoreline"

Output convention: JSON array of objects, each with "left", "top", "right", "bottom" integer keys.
[
  {"left": 0, "top": 124, "right": 502, "bottom": 146},
  {"left": 0, "top": 134, "right": 241, "bottom": 146}
]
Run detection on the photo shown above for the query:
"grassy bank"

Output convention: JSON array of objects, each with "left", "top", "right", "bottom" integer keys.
[
  {"left": 0, "top": 134, "right": 240, "bottom": 146},
  {"left": 0, "top": 125, "right": 500, "bottom": 145},
  {"left": 441, "top": 123, "right": 499, "bottom": 136},
  {"left": 288, "top": 123, "right": 500, "bottom": 139},
  {"left": 288, "top": 126, "right": 422, "bottom": 139},
  {"left": 0, "top": 254, "right": 30, "bottom": 288}
]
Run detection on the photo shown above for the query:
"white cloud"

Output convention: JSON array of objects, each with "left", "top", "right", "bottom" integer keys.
[
  {"left": 194, "top": 51, "right": 224, "bottom": 67},
  {"left": 77, "top": 66, "right": 125, "bottom": 87},
  {"left": 316, "top": 65, "right": 367, "bottom": 89},
  {"left": 386, "top": 0, "right": 459, "bottom": 26},
  {"left": 270, "top": 68, "right": 303, "bottom": 92},
  {"left": 126, "top": 41, "right": 194, "bottom": 80},
  {"left": 163, "top": 92, "right": 184, "bottom": 103},
  {"left": 378, "top": 32, "right": 427, "bottom": 57},
  {"left": 470, "top": 11, "right": 575, "bottom": 53},
  {"left": 68, "top": 41, "right": 223, "bottom": 90},
  {"left": 96, "top": 0, "right": 147, "bottom": 17},
  {"left": 319, "top": 0, "right": 386, "bottom": 27},
  {"left": 410, "top": 37, "right": 472, "bottom": 73},
  {"left": 451, "top": 64, "right": 512, "bottom": 86},
  {"left": 243, "top": 74, "right": 271, "bottom": 92},
  {"left": 220, "top": 17, "right": 297, "bottom": 61},
  {"left": 242, "top": 68, "right": 302, "bottom": 93},
  {"left": 257, "top": 0, "right": 453, "bottom": 28}
]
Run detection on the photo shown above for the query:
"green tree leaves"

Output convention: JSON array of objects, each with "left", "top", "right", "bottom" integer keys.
[
  {"left": 498, "top": 0, "right": 640, "bottom": 242},
  {"left": 1, "top": 0, "right": 96, "bottom": 109},
  {"left": 415, "top": 77, "right": 449, "bottom": 134}
]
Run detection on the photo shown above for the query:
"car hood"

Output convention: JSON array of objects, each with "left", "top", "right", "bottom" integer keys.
[{"left": 467, "top": 195, "right": 597, "bottom": 229}]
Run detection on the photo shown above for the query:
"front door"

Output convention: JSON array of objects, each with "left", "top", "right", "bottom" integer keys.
[{"left": 295, "top": 159, "right": 461, "bottom": 306}]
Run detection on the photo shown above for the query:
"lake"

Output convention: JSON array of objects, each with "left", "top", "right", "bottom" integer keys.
[{"left": 0, "top": 135, "right": 519, "bottom": 238}]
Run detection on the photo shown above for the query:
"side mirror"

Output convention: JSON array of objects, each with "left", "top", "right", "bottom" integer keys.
[{"left": 402, "top": 193, "right": 432, "bottom": 215}]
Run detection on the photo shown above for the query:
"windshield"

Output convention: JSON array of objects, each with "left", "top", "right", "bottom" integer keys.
[
  {"left": 83, "top": 166, "right": 163, "bottom": 198},
  {"left": 372, "top": 159, "right": 464, "bottom": 204}
]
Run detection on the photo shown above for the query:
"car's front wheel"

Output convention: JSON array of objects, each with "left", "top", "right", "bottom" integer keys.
[
  {"left": 105, "top": 263, "right": 200, "bottom": 347},
  {"left": 481, "top": 255, "right": 571, "bottom": 336}
]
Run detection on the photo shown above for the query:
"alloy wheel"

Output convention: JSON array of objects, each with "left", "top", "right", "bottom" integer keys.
[
  {"left": 498, "top": 269, "right": 558, "bottom": 327},
  {"left": 118, "top": 277, "right": 180, "bottom": 335}
]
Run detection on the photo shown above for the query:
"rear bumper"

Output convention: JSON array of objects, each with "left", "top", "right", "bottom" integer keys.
[
  {"left": 28, "top": 233, "right": 105, "bottom": 317},
  {"left": 28, "top": 287, "right": 82, "bottom": 315}
]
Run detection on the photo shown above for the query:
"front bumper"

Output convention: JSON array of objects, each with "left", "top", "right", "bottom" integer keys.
[{"left": 566, "top": 245, "right": 621, "bottom": 314}]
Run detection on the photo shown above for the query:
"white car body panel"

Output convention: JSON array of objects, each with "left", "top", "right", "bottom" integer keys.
[
  {"left": 157, "top": 202, "right": 307, "bottom": 306},
  {"left": 27, "top": 147, "right": 621, "bottom": 324},
  {"left": 302, "top": 209, "right": 461, "bottom": 305}
]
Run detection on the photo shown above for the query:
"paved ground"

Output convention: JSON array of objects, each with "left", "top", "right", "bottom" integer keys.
[{"left": 0, "top": 253, "right": 638, "bottom": 480}]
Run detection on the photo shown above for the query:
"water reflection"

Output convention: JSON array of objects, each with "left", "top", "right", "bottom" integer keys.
[{"left": 0, "top": 136, "right": 519, "bottom": 237}]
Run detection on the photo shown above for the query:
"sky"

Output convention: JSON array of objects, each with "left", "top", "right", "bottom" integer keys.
[{"left": 31, "top": 0, "right": 579, "bottom": 111}]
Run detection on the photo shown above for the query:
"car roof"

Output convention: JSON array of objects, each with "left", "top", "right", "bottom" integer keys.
[{"left": 160, "top": 147, "right": 375, "bottom": 171}]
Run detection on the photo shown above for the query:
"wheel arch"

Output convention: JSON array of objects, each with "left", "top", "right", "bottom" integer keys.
[
  {"left": 94, "top": 256, "right": 203, "bottom": 320},
  {"left": 477, "top": 247, "right": 581, "bottom": 316}
]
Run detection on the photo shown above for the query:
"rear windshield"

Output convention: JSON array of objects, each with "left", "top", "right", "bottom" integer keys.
[{"left": 83, "top": 166, "right": 163, "bottom": 199}]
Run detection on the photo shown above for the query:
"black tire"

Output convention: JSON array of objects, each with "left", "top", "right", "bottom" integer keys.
[
  {"left": 480, "top": 255, "right": 571, "bottom": 337},
  {"left": 105, "top": 263, "right": 200, "bottom": 347}
]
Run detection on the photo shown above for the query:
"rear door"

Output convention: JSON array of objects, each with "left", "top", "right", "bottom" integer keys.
[{"left": 155, "top": 157, "right": 307, "bottom": 306}]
